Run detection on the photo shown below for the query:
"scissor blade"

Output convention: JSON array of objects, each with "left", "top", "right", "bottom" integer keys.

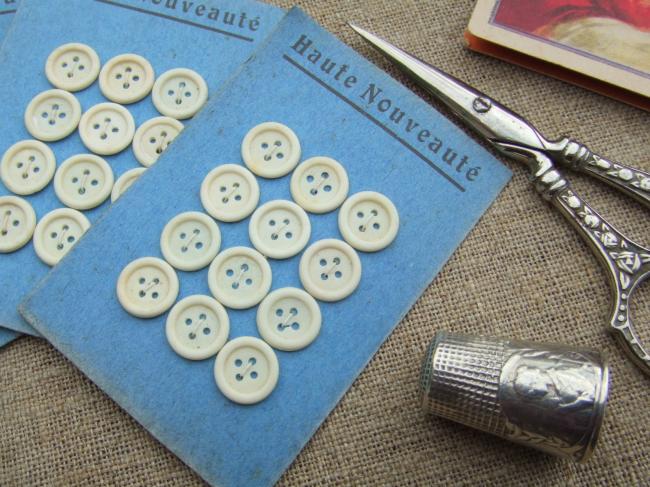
[{"left": 349, "top": 23, "right": 546, "bottom": 153}]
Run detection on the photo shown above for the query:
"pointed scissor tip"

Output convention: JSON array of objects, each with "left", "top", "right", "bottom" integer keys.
[
  {"left": 348, "top": 23, "right": 375, "bottom": 43},
  {"left": 347, "top": 22, "right": 362, "bottom": 32}
]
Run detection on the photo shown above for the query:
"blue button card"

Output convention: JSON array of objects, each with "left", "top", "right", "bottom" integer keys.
[
  {"left": 0, "top": 0, "right": 284, "bottom": 335},
  {"left": 0, "top": 0, "right": 20, "bottom": 348},
  {"left": 22, "top": 8, "right": 511, "bottom": 486}
]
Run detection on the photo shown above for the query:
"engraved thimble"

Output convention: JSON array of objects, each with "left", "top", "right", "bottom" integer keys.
[{"left": 419, "top": 331, "right": 609, "bottom": 462}]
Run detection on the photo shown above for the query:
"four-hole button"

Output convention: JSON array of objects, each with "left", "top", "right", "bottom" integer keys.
[
  {"left": 208, "top": 246, "right": 272, "bottom": 309},
  {"left": 241, "top": 122, "right": 301, "bottom": 179},
  {"left": 248, "top": 200, "right": 311, "bottom": 259},
  {"left": 1, "top": 140, "right": 56, "bottom": 195},
  {"left": 24, "top": 89, "right": 82, "bottom": 142},
  {"left": 214, "top": 336, "right": 279, "bottom": 405},
  {"left": 116, "top": 256, "right": 180, "bottom": 318}
]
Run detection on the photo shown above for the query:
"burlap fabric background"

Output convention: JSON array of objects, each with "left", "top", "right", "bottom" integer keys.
[{"left": 1, "top": 1, "right": 649, "bottom": 485}]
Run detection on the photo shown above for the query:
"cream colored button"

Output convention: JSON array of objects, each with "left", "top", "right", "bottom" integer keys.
[
  {"left": 0, "top": 196, "right": 36, "bottom": 253},
  {"left": 116, "top": 257, "right": 179, "bottom": 318},
  {"left": 99, "top": 53, "right": 155, "bottom": 104},
  {"left": 24, "top": 89, "right": 81, "bottom": 142},
  {"left": 45, "top": 43, "right": 100, "bottom": 92},
  {"left": 299, "top": 239, "right": 361, "bottom": 302},
  {"left": 166, "top": 295, "right": 230, "bottom": 360},
  {"left": 338, "top": 191, "right": 399, "bottom": 252},
  {"left": 160, "top": 211, "right": 221, "bottom": 272},
  {"left": 257, "top": 287, "right": 321, "bottom": 351},
  {"left": 214, "top": 336, "right": 279, "bottom": 405},
  {"left": 33, "top": 208, "right": 90, "bottom": 266},
  {"left": 132, "top": 117, "right": 184, "bottom": 167},
  {"left": 200, "top": 164, "right": 259, "bottom": 223},
  {"left": 1, "top": 140, "right": 56, "bottom": 195},
  {"left": 54, "top": 154, "right": 114, "bottom": 210},
  {"left": 248, "top": 200, "right": 311, "bottom": 259},
  {"left": 111, "top": 167, "right": 146, "bottom": 202},
  {"left": 241, "top": 122, "right": 301, "bottom": 178},
  {"left": 152, "top": 68, "right": 208, "bottom": 120},
  {"left": 208, "top": 246, "right": 272, "bottom": 309},
  {"left": 290, "top": 156, "right": 349, "bottom": 213},
  {"left": 79, "top": 102, "right": 135, "bottom": 155}
]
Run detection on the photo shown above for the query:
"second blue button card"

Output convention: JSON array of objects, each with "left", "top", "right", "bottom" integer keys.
[{"left": 21, "top": 8, "right": 511, "bottom": 487}]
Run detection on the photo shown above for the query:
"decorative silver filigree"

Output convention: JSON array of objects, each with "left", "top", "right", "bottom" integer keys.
[
  {"left": 420, "top": 333, "right": 608, "bottom": 462},
  {"left": 524, "top": 148, "right": 650, "bottom": 375},
  {"left": 554, "top": 139, "right": 650, "bottom": 208}
]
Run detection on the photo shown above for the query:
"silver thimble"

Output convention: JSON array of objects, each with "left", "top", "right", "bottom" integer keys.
[{"left": 420, "top": 331, "right": 609, "bottom": 462}]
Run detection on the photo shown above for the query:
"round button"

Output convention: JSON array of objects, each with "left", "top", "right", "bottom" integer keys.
[
  {"left": 54, "top": 154, "right": 114, "bottom": 210},
  {"left": 160, "top": 211, "right": 221, "bottom": 272},
  {"left": 290, "top": 156, "right": 349, "bottom": 214},
  {"left": 132, "top": 116, "right": 184, "bottom": 167},
  {"left": 79, "top": 102, "right": 136, "bottom": 155},
  {"left": 0, "top": 196, "right": 36, "bottom": 253},
  {"left": 1, "top": 140, "right": 56, "bottom": 195},
  {"left": 214, "top": 336, "right": 279, "bottom": 405},
  {"left": 257, "top": 287, "right": 321, "bottom": 351},
  {"left": 99, "top": 53, "right": 155, "bottom": 104},
  {"left": 152, "top": 68, "right": 208, "bottom": 120},
  {"left": 248, "top": 200, "right": 311, "bottom": 259},
  {"left": 200, "top": 164, "right": 259, "bottom": 223},
  {"left": 111, "top": 167, "right": 146, "bottom": 202},
  {"left": 207, "top": 246, "right": 272, "bottom": 309},
  {"left": 33, "top": 208, "right": 90, "bottom": 266},
  {"left": 24, "top": 89, "right": 81, "bottom": 142},
  {"left": 116, "top": 257, "right": 179, "bottom": 318},
  {"left": 166, "top": 295, "right": 230, "bottom": 360},
  {"left": 299, "top": 239, "right": 361, "bottom": 302},
  {"left": 45, "top": 43, "right": 101, "bottom": 92},
  {"left": 241, "top": 122, "right": 301, "bottom": 179},
  {"left": 338, "top": 191, "right": 399, "bottom": 252}
]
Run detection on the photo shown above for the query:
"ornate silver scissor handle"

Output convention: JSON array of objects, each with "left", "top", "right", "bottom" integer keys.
[
  {"left": 502, "top": 144, "right": 650, "bottom": 375},
  {"left": 545, "top": 138, "right": 650, "bottom": 209}
]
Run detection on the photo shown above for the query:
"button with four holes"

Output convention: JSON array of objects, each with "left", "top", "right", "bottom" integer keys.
[
  {"left": 257, "top": 287, "right": 321, "bottom": 351},
  {"left": 79, "top": 102, "right": 136, "bottom": 155},
  {"left": 166, "top": 295, "right": 230, "bottom": 360},
  {"left": 208, "top": 246, "right": 272, "bottom": 309},
  {"left": 338, "top": 191, "right": 399, "bottom": 252},
  {"left": 132, "top": 116, "right": 184, "bottom": 167},
  {"left": 24, "top": 89, "right": 81, "bottom": 142},
  {"left": 33, "top": 208, "right": 90, "bottom": 266},
  {"left": 248, "top": 200, "right": 311, "bottom": 259},
  {"left": 290, "top": 156, "right": 349, "bottom": 214},
  {"left": 152, "top": 68, "right": 208, "bottom": 120},
  {"left": 241, "top": 122, "right": 301, "bottom": 178},
  {"left": 299, "top": 239, "right": 361, "bottom": 302},
  {"left": 1, "top": 140, "right": 56, "bottom": 195},
  {"left": 214, "top": 336, "right": 279, "bottom": 405},
  {"left": 160, "top": 211, "right": 221, "bottom": 272},
  {"left": 200, "top": 164, "right": 260, "bottom": 222},
  {"left": 116, "top": 257, "right": 179, "bottom": 318},
  {"left": 111, "top": 167, "right": 146, "bottom": 202},
  {"left": 54, "top": 154, "right": 114, "bottom": 210},
  {"left": 0, "top": 196, "right": 36, "bottom": 253},
  {"left": 45, "top": 43, "right": 101, "bottom": 92},
  {"left": 99, "top": 53, "right": 155, "bottom": 104}
]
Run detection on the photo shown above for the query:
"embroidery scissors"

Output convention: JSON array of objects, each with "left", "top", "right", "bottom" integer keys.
[{"left": 349, "top": 24, "right": 650, "bottom": 376}]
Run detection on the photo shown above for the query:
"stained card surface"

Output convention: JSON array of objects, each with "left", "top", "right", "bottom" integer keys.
[
  {"left": 0, "top": 0, "right": 284, "bottom": 335},
  {"left": 22, "top": 8, "right": 511, "bottom": 487}
]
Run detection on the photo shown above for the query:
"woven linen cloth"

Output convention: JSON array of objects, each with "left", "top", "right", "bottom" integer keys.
[{"left": 1, "top": 0, "right": 649, "bottom": 485}]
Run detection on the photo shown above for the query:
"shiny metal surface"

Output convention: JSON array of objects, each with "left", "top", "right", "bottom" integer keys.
[
  {"left": 351, "top": 24, "right": 650, "bottom": 376},
  {"left": 420, "top": 331, "right": 609, "bottom": 462}
]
